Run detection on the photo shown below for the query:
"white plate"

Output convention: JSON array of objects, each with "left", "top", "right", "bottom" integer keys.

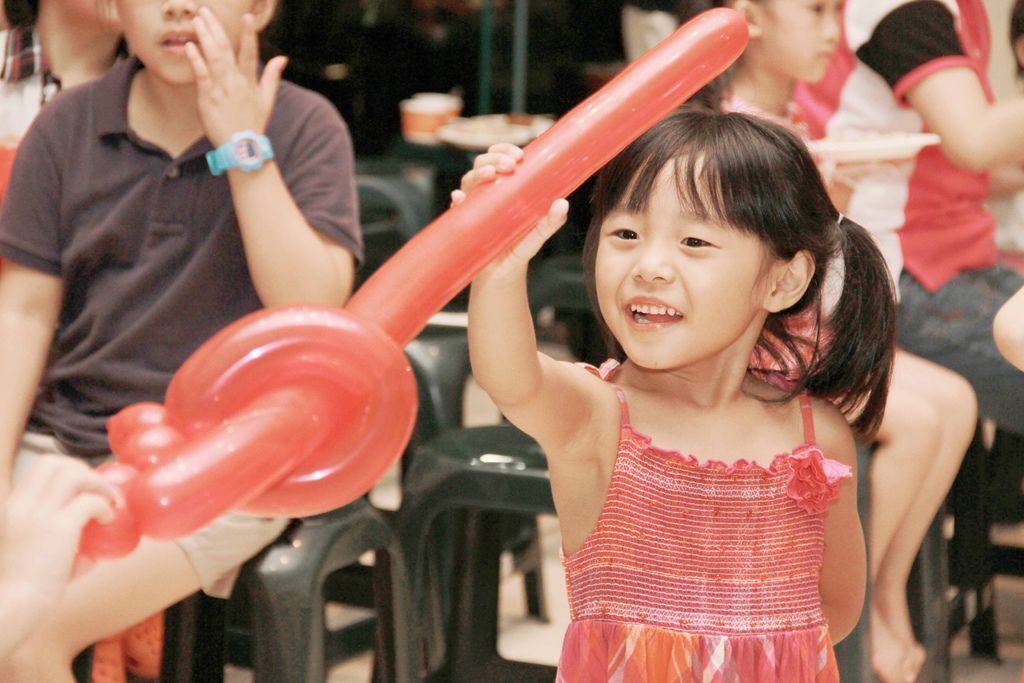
[
  {"left": 437, "top": 114, "right": 555, "bottom": 151},
  {"left": 807, "top": 133, "right": 941, "bottom": 163}
]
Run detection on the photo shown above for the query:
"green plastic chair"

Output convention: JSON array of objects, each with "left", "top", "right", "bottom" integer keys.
[
  {"left": 397, "top": 424, "right": 557, "bottom": 682},
  {"left": 229, "top": 499, "right": 416, "bottom": 683}
]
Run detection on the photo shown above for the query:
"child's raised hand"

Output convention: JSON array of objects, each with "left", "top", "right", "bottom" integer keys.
[
  {"left": 454, "top": 143, "right": 525, "bottom": 195},
  {"left": 0, "top": 456, "right": 119, "bottom": 611},
  {"left": 185, "top": 9, "right": 288, "bottom": 148},
  {"left": 451, "top": 143, "right": 569, "bottom": 277}
]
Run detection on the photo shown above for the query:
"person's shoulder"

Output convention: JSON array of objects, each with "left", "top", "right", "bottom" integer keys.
[
  {"left": 28, "top": 81, "right": 91, "bottom": 131},
  {"left": 29, "top": 59, "right": 129, "bottom": 137},
  {"left": 845, "top": 0, "right": 958, "bottom": 49},
  {"left": 807, "top": 396, "right": 857, "bottom": 468}
]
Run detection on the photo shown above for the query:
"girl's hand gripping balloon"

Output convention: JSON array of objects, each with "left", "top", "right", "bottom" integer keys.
[{"left": 79, "top": 8, "right": 748, "bottom": 558}]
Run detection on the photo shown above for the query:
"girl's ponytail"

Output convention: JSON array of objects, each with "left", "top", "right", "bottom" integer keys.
[{"left": 805, "top": 217, "right": 896, "bottom": 439}]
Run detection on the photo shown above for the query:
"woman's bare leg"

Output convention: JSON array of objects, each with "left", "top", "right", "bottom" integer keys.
[{"left": 869, "top": 351, "right": 975, "bottom": 681}]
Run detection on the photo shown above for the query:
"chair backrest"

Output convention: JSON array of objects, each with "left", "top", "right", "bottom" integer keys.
[
  {"left": 358, "top": 173, "right": 432, "bottom": 242},
  {"left": 355, "top": 172, "right": 434, "bottom": 288},
  {"left": 403, "top": 328, "right": 471, "bottom": 470}
]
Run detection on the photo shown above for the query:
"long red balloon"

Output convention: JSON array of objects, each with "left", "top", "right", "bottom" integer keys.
[
  {"left": 347, "top": 8, "right": 748, "bottom": 345},
  {"left": 79, "top": 9, "right": 748, "bottom": 557}
]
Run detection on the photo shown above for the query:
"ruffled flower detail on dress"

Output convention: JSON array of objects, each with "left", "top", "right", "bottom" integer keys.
[{"left": 786, "top": 448, "right": 851, "bottom": 514}]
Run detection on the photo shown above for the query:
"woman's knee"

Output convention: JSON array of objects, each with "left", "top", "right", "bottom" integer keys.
[
  {"left": 878, "top": 387, "right": 944, "bottom": 456},
  {"left": 928, "top": 371, "right": 978, "bottom": 438}
]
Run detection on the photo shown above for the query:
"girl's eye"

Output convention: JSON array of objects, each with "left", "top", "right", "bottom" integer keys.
[
  {"left": 613, "top": 229, "right": 639, "bottom": 240},
  {"left": 682, "top": 237, "right": 710, "bottom": 248}
]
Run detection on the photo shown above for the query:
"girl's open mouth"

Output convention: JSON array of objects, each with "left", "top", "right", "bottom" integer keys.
[
  {"left": 629, "top": 303, "right": 683, "bottom": 324},
  {"left": 161, "top": 33, "right": 198, "bottom": 53}
]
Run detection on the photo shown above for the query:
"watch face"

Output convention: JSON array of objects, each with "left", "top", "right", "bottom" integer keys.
[{"left": 234, "top": 137, "right": 261, "bottom": 164}]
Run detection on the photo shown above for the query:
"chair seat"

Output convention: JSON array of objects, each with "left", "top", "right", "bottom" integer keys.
[{"left": 404, "top": 425, "right": 554, "bottom": 515}]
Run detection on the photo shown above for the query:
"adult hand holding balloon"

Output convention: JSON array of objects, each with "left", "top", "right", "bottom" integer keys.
[{"left": 79, "top": 9, "right": 749, "bottom": 558}]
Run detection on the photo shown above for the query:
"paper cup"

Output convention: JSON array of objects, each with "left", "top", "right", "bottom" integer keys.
[{"left": 400, "top": 93, "right": 463, "bottom": 144}]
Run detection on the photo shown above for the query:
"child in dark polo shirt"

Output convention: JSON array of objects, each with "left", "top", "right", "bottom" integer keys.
[{"left": 0, "top": 0, "right": 362, "bottom": 677}]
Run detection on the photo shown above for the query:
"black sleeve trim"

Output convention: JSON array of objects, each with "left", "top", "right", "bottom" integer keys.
[{"left": 855, "top": 1, "right": 965, "bottom": 88}]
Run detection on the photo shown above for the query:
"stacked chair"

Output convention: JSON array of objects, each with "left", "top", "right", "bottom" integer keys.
[
  {"left": 397, "top": 356, "right": 558, "bottom": 681},
  {"left": 946, "top": 424, "right": 1024, "bottom": 665},
  {"left": 391, "top": 242, "right": 591, "bottom": 681}
]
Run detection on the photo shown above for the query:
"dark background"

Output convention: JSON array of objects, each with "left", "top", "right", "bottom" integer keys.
[{"left": 264, "top": 0, "right": 627, "bottom": 155}]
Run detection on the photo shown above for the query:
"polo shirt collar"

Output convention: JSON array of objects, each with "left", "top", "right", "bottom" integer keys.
[
  {"left": 93, "top": 56, "right": 144, "bottom": 138},
  {"left": 92, "top": 56, "right": 213, "bottom": 161}
]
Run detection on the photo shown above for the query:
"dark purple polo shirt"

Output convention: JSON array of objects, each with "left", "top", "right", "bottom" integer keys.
[{"left": 0, "top": 57, "right": 362, "bottom": 456}]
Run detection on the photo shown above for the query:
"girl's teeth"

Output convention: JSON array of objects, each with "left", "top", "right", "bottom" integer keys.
[{"left": 629, "top": 303, "right": 681, "bottom": 318}]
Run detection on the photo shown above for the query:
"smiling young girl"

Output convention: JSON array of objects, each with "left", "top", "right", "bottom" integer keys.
[{"left": 459, "top": 107, "right": 895, "bottom": 680}]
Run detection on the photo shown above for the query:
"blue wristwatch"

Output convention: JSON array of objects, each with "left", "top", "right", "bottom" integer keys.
[{"left": 206, "top": 130, "right": 274, "bottom": 176}]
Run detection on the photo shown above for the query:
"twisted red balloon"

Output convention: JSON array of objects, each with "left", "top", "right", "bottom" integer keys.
[{"left": 80, "top": 9, "right": 748, "bottom": 558}]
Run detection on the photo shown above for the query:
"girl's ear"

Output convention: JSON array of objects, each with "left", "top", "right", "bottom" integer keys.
[
  {"left": 249, "top": 0, "right": 277, "bottom": 32},
  {"left": 730, "top": 0, "right": 764, "bottom": 39},
  {"left": 764, "top": 250, "right": 814, "bottom": 313},
  {"left": 1014, "top": 36, "right": 1024, "bottom": 75}
]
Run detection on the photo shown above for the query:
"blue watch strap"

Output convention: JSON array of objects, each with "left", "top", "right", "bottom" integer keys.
[
  {"left": 206, "top": 131, "right": 274, "bottom": 176},
  {"left": 206, "top": 145, "right": 233, "bottom": 176}
]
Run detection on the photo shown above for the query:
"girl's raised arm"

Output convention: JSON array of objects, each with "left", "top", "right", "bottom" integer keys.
[
  {"left": 463, "top": 145, "right": 611, "bottom": 455},
  {"left": 813, "top": 398, "right": 867, "bottom": 643}
]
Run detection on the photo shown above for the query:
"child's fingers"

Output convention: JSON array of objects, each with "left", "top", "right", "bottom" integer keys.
[
  {"left": 450, "top": 189, "right": 467, "bottom": 207},
  {"left": 462, "top": 146, "right": 524, "bottom": 193},
  {"left": 510, "top": 198, "right": 569, "bottom": 261},
  {"left": 193, "top": 9, "right": 233, "bottom": 77},
  {"left": 9, "top": 455, "right": 76, "bottom": 507},
  {"left": 472, "top": 150, "right": 516, "bottom": 173},
  {"left": 61, "top": 491, "right": 117, "bottom": 529},
  {"left": 237, "top": 14, "right": 260, "bottom": 81},
  {"left": 486, "top": 143, "right": 525, "bottom": 160},
  {"left": 31, "top": 458, "right": 116, "bottom": 511},
  {"left": 459, "top": 164, "right": 497, "bottom": 192},
  {"left": 185, "top": 41, "right": 212, "bottom": 90},
  {"left": 258, "top": 56, "right": 288, "bottom": 110},
  {"left": 199, "top": 7, "right": 234, "bottom": 55}
]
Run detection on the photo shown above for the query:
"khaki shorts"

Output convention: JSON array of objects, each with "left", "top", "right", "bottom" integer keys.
[{"left": 14, "top": 432, "right": 288, "bottom": 598}]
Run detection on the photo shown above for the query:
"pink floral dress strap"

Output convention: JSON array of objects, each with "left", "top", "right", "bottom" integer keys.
[
  {"left": 798, "top": 392, "right": 816, "bottom": 445},
  {"left": 575, "top": 359, "right": 620, "bottom": 380},
  {"left": 787, "top": 394, "right": 853, "bottom": 514},
  {"left": 576, "top": 359, "right": 630, "bottom": 426}
]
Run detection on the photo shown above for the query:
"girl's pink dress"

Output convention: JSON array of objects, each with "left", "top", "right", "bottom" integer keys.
[{"left": 557, "top": 361, "right": 852, "bottom": 682}]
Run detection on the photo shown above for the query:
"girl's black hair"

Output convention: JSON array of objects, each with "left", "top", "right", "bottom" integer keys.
[
  {"left": 1012, "top": 0, "right": 1024, "bottom": 74},
  {"left": 3, "top": 0, "right": 37, "bottom": 26},
  {"left": 582, "top": 107, "right": 895, "bottom": 439}
]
